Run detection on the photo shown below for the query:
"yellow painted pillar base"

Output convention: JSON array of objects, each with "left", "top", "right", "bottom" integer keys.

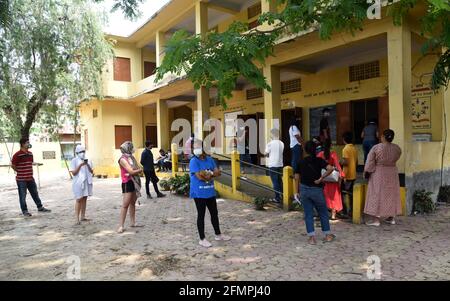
[
  {"left": 400, "top": 187, "right": 407, "bottom": 216},
  {"left": 231, "top": 150, "right": 240, "bottom": 192},
  {"left": 283, "top": 166, "right": 293, "bottom": 211},
  {"left": 352, "top": 184, "right": 366, "bottom": 224},
  {"left": 171, "top": 143, "right": 178, "bottom": 177}
]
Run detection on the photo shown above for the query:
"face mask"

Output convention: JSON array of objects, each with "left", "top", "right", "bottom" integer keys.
[
  {"left": 193, "top": 148, "right": 203, "bottom": 156},
  {"left": 27, "top": 143, "right": 32, "bottom": 149},
  {"left": 77, "top": 152, "right": 85, "bottom": 160}
]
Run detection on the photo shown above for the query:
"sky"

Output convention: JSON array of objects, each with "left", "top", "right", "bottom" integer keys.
[{"left": 97, "top": 0, "right": 171, "bottom": 36}]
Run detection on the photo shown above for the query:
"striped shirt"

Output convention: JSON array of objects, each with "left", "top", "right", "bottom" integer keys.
[{"left": 11, "top": 150, "right": 34, "bottom": 181}]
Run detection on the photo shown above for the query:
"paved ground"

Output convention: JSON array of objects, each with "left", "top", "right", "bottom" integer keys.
[{"left": 1, "top": 172, "right": 450, "bottom": 281}]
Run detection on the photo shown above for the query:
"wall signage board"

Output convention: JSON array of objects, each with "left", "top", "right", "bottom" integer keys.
[
  {"left": 411, "top": 88, "right": 432, "bottom": 130},
  {"left": 42, "top": 151, "right": 56, "bottom": 160}
]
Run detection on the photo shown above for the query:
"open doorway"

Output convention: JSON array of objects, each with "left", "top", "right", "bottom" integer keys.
[{"left": 281, "top": 107, "right": 303, "bottom": 166}]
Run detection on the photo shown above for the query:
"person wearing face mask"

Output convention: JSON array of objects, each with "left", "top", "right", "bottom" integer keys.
[
  {"left": 189, "top": 141, "right": 231, "bottom": 248},
  {"left": 11, "top": 137, "right": 51, "bottom": 217},
  {"left": 117, "top": 141, "right": 143, "bottom": 234},
  {"left": 70, "top": 145, "right": 94, "bottom": 225}
]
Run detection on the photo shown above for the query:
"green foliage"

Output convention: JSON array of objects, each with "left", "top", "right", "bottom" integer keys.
[
  {"left": 254, "top": 196, "right": 268, "bottom": 211},
  {"left": 413, "top": 189, "right": 436, "bottom": 214},
  {"left": 437, "top": 185, "right": 450, "bottom": 203},
  {"left": 0, "top": 0, "right": 113, "bottom": 140},
  {"left": 161, "top": 174, "right": 190, "bottom": 196},
  {"left": 290, "top": 200, "right": 303, "bottom": 212},
  {"left": 93, "top": 0, "right": 144, "bottom": 20},
  {"left": 156, "top": 0, "right": 450, "bottom": 107}
]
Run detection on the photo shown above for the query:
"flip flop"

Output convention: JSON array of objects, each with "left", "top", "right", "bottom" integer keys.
[
  {"left": 117, "top": 227, "right": 125, "bottom": 233},
  {"left": 80, "top": 218, "right": 91, "bottom": 222},
  {"left": 130, "top": 224, "right": 144, "bottom": 228},
  {"left": 323, "top": 234, "right": 336, "bottom": 243}
]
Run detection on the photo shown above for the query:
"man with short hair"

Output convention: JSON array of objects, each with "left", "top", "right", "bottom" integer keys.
[
  {"left": 140, "top": 141, "right": 165, "bottom": 199},
  {"left": 11, "top": 137, "right": 51, "bottom": 216},
  {"left": 340, "top": 132, "right": 358, "bottom": 217},
  {"left": 265, "top": 128, "right": 284, "bottom": 204}
]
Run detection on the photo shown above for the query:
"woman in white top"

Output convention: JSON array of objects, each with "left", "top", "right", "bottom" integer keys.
[{"left": 70, "top": 145, "right": 94, "bottom": 225}]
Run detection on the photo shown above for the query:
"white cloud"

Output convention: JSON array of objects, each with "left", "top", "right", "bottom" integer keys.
[{"left": 98, "top": 0, "right": 171, "bottom": 37}]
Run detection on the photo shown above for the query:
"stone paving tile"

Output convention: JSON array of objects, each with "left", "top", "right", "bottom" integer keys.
[{"left": 1, "top": 177, "right": 450, "bottom": 280}]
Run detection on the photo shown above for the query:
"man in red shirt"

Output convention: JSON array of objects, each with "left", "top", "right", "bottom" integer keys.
[{"left": 11, "top": 137, "right": 51, "bottom": 217}]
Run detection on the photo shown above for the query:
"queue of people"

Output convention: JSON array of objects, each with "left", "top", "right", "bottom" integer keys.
[{"left": 10, "top": 120, "right": 401, "bottom": 247}]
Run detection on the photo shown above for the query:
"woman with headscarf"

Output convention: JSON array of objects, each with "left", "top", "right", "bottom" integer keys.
[
  {"left": 70, "top": 145, "right": 94, "bottom": 225},
  {"left": 364, "top": 129, "right": 402, "bottom": 226},
  {"left": 117, "top": 141, "right": 143, "bottom": 233}
]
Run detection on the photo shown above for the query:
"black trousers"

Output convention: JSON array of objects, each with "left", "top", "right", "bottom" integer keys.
[
  {"left": 341, "top": 180, "right": 355, "bottom": 215},
  {"left": 194, "top": 197, "right": 221, "bottom": 240},
  {"left": 144, "top": 170, "right": 160, "bottom": 196}
]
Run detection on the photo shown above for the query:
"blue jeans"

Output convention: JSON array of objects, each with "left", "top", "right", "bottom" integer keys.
[
  {"left": 17, "top": 180, "right": 43, "bottom": 213},
  {"left": 300, "top": 184, "right": 331, "bottom": 236},
  {"left": 269, "top": 167, "right": 283, "bottom": 201},
  {"left": 363, "top": 140, "right": 377, "bottom": 163},
  {"left": 291, "top": 144, "right": 302, "bottom": 169}
]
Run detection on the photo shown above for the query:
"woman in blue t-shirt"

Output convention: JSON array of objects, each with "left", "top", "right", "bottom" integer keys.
[{"left": 190, "top": 143, "right": 231, "bottom": 248}]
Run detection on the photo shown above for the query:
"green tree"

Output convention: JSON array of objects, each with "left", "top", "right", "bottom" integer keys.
[
  {"left": 156, "top": 0, "right": 450, "bottom": 108},
  {"left": 0, "top": 0, "right": 113, "bottom": 140}
]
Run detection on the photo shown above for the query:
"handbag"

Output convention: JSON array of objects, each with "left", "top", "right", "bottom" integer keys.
[{"left": 321, "top": 168, "right": 340, "bottom": 183}]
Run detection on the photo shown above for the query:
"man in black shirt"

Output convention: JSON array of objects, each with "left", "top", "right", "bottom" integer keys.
[
  {"left": 319, "top": 108, "right": 331, "bottom": 143},
  {"left": 295, "top": 141, "right": 335, "bottom": 245},
  {"left": 140, "top": 141, "right": 165, "bottom": 199}
]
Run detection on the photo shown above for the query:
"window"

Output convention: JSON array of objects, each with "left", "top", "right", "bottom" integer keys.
[
  {"left": 246, "top": 88, "right": 263, "bottom": 100},
  {"left": 113, "top": 57, "right": 131, "bottom": 82},
  {"left": 281, "top": 78, "right": 301, "bottom": 94},
  {"left": 209, "top": 96, "right": 220, "bottom": 107},
  {"left": 144, "top": 61, "right": 156, "bottom": 78},
  {"left": 93, "top": 109, "right": 98, "bottom": 118},
  {"left": 349, "top": 61, "right": 380, "bottom": 82},
  {"left": 115, "top": 125, "right": 132, "bottom": 149},
  {"left": 248, "top": 3, "right": 261, "bottom": 19}
]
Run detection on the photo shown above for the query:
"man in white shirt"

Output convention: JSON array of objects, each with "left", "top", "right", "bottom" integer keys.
[
  {"left": 289, "top": 117, "right": 303, "bottom": 204},
  {"left": 265, "top": 128, "right": 284, "bottom": 203}
]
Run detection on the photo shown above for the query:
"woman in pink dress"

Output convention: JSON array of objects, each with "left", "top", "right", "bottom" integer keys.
[
  {"left": 317, "top": 140, "right": 345, "bottom": 220},
  {"left": 364, "top": 129, "right": 402, "bottom": 226}
]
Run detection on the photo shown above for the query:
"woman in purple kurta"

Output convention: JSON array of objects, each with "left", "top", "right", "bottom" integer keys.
[{"left": 364, "top": 129, "right": 402, "bottom": 226}]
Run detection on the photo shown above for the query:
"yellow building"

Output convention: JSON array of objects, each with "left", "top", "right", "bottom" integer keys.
[{"left": 79, "top": 0, "right": 450, "bottom": 213}]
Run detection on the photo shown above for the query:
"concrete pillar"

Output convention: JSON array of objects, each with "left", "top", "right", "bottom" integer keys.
[
  {"left": 261, "top": 0, "right": 277, "bottom": 13},
  {"left": 171, "top": 143, "right": 178, "bottom": 176},
  {"left": 156, "top": 31, "right": 166, "bottom": 67},
  {"left": 387, "top": 24, "right": 412, "bottom": 174},
  {"left": 157, "top": 99, "right": 169, "bottom": 150},
  {"left": 195, "top": 1, "right": 209, "bottom": 140},
  {"left": 231, "top": 150, "right": 240, "bottom": 192},
  {"left": 282, "top": 166, "right": 293, "bottom": 211},
  {"left": 263, "top": 65, "right": 281, "bottom": 145}
]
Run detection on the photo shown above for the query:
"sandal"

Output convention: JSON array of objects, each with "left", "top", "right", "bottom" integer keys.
[
  {"left": 130, "top": 223, "right": 144, "bottom": 228},
  {"left": 307, "top": 236, "right": 317, "bottom": 245},
  {"left": 117, "top": 226, "right": 125, "bottom": 233},
  {"left": 323, "top": 234, "right": 336, "bottom": 242},
  {"left": 80, "top": 218, "right": 91, "bottom": 222}
]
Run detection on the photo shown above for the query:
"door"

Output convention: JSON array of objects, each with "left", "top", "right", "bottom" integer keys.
[
  {"left": 236, "top": 113, "right": 265, "bottom": 165},
  {"left": 281, "top": 107, "right": 303, "bottom": 166},
  {"left": 336, "top": 102, "right": 352, "bottom": 145},
  {"left": 145, "top": 125, "right": 157, "bottom": 146},
  {"left": 378, "top": 96, "right": 389, "bottom": 134},
  {"left": 144, "top": 61, "right": 156, "bottom": 78}
]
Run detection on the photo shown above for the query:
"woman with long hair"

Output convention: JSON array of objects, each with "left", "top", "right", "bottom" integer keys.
[{"left": 317, "top": 140, "right": 345, "bottom": 220}]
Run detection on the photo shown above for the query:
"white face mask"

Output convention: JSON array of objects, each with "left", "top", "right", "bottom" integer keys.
[
  {"left": 193, "top": 148, "right": 203, "bottom": 156},
  {"left": 77, "top": 153, "right": 85, "bottom": 160}
]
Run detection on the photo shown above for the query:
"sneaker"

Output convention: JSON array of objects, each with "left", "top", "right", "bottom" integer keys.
[
  {"left": 38, "top": 207, "right": 51, "bottom": 213},
  {"left": 271, "top": 198, "right": 281, "bottom": 204},
  {"left": 365, "top": 220, "right": 380, "bottom": 227},
  {"left": 215, "top": 234, "right": 231, "bottom": 241},
  {"left": 199, "top": 239, "right": 212, "bottom": 248},
  {"left": 157, "top": 193, "right": 166, "bottom": 198},
  {"left": 384, "top": 218, "right": 396, "bottom": 225},
  {"left": 23, "top": 212, "right": 32, "bottom": 217}
]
